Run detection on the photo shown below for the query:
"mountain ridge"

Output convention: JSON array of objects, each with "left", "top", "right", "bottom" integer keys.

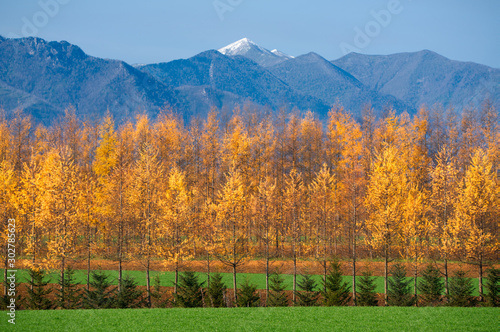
[
  {"left": 0, "top": 36, "right": 497, "bottom": 125},
  {"left": 332, "top": 50, "right": 500, "bottom": 111}
]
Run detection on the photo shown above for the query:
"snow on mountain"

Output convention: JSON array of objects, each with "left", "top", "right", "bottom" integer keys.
[
  {"left": 218, "top": 38, "right": 291, "bottom": 67},
  {"left": 218, "top": 38, "right": 257, "bottom": 55},
  {"left": 271, "top": 49, "right": 294, "bottom": 59}
]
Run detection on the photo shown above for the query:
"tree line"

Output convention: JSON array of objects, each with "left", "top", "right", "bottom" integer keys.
[
  {"left": 7, "top": 260, "right": 500, "bottom": 309},
  {"left": 0, "top": 102, "right": 498, "bottom": 307}
]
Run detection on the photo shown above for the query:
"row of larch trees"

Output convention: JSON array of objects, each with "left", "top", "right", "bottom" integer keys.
[{"left": 0, "top": 102, "right": 498, "bottom": 306}]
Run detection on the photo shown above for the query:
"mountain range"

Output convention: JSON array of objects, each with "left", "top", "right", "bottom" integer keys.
[{"left": 0, "top": 36, "right": 498, "bottom": 125}]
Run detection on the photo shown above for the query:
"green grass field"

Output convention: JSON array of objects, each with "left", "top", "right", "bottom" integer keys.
[
  {"left": 1, "top": 307, "right": 497, "bottom": 331},
  {"left": 1, "top": 268, "right": 482, "bottom": 295}
]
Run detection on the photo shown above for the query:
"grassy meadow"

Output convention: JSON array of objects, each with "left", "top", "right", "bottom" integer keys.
[{"left": 1, "top": 307, "right": 497, "bottom": 331}]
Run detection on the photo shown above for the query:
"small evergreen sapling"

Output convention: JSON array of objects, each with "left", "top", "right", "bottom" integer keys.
[
  {"left": 447, "top": 270, "right": 476, "bottom": 307},
  {"left": 174, "top": 271, "right": 204, "bottom": 308},
  {"left": 267, "top": 271, "right": 288, "bottom": 307},
  {"left": 150, "top": 274, "right": 168, "bottom": 308},
  {"left": 57, "top": 266, "right": 82, "bottom": 309},
  {"left": 237, "top": 278, "right": 260, "bottom": 307},
  {"left": 483, "top": 268, "right": 500, "bottom": 307},
  {"left": 356, "top": 270, "right": 378, "bottom": 306},
  {"left": 84, "top": 271, "right": 116, "bottom": 309},
  {"left": 116, "top": 275, "right": 145, "bottom": 308},
  {"left": 321, "top": 260, "right": 351, "bottom": 306},
  {"left": 206, "top": 272, "right": 227, "bottom": 308},
  {"left": 388, "top": 263, "right": 415, "bottom": 306},
  {"left": 25, "top": 268, "right": 53, "bottom": 310},
  {"left": 295, "top": 273, "right": 319, "bottom": 306},
  {"left": 418, "top": 264, "right": 444, "bottom": 306}
]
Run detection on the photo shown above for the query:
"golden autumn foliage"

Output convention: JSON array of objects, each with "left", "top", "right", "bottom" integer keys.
[{"left": 0, "top": 105, "right": 498, "bottom": 303}]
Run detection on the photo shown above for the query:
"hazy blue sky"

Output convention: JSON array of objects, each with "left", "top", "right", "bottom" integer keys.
[{"left": 0, "top": 0, "right": 498, "bottom": 67}]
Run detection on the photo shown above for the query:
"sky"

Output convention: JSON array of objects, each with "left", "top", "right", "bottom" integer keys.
[{"left": 0, "top": 0, "right": 499, "bottom": 67}]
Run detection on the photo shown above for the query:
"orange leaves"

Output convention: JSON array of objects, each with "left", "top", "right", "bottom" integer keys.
[
  {"left": 94, "top": 114, "right": 117, "bottom": 179},
  {"left": 37, "top": 147, "right": 80, "bottom": 263},
  {"left": 222, "top": 113, "right": 251, "bottom": 172},
  {"left": 453, "top": 148, "right": 498, "bottom": 263},
  {"left": 0, "top": 104, "right": 497, "bottom": 274},
  {"left": 365, "top": 144, "right": 408, "bottom": 251},
  {"left": 154, "top": 110, "right": 185, "bottom": 169}
]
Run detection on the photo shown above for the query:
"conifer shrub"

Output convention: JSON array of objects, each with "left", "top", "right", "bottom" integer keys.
[
  {"left": 418, "top": 264, "right": 444, "bottom": 306},
  {"left": 174, "top": 271, "right": 204, "bottom": 308},
  {"left": 115, "top": 275, "right": 145, "bottom": 308},
  {"left": 447, "top": 270, "right": 476, "bottom": 307},
  {"left": 388, "top": 263, "right": 415, "bottom": 306},
  {"left": 295, "top": 273, "right": 320, "bottom": 306},
  {"left": 356, "top": 270, "right": 379, "bottom": 306},
  {"left": 25, "top": 268, "right": 53, "bottom": 310},
  {"left": 267, "top": 271, "right": 288, "bottom": 307},
  {"left": 57, "top": 266, "right": 82, "bottom": 309},
  {"left": 237, "top": 278, "right": 260, "bottom": 307},
  {"left": 150, "top": 274, "right": 168, "bottom": 308},
  {"left": 84, "top": 271, "right": 116, "bottom": 309},
  {"left": 483, "top": 268, "right": 500, "bottom": 307},
  {"left": 206, "top": 273, "right": 227, "bottom": 308},
  {"left": 321, "top": 260, "right": 351, "bottom": 306}
]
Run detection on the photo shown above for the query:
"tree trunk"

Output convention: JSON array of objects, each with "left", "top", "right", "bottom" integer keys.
[
  {"left": 352, "top": 203, "right": 357, "bottom": 305},
  {"left": 478, "top": 258, "right": 483, "bottom": 302},
  {"left": 146, "top": 257, "right": 151, "bottom": 307},
  {"left": 174, "top": 261, "right": 179, "bottom": 296},
  {"left": 352, "top": 230, "right": 356, "bottom": 305},
  {"left": 265, "top": 216, "right": 269, "bottom": 305},
  {"left": 293, "top": 249, "right": 297, "bottom": 303},
  {"left": 414, "top": 260, "right": 418, "bottom": 306},
  {"left": 87, "top": 225, "right": 91, "bottom": 291},
  {"left": 265, "top": 249, "right": 269, "bottom": 305},
  {"left": 384, "top": 246, "right": 388, "bottom": 306},
  {"left": 444, "top": 258, "right": 449, "bottom": 297},
  {"left": 232, "top": 263, "right": 237, "bottom": 305},
  {"left": 118, "top": 255, "right": 122, "bottom": 292},
  {"left": 118, "top": 180, "right": 123, "bottom": 292},
  {"left": 323, "top": 260, "right": 327, "bottom": 294},
  {"left": 206, "top": 252, "right": 211, "bottom": 288},
  {"left": 60, "top": 256, "right": 65, "bottom": 306}
]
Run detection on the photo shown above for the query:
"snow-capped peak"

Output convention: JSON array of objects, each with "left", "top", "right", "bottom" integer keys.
[
  {"left": 218, "top": 38, "right": 293, "bottom": 67},
  {"left": 218, "top": 38, "right": 257, "bottom": 56}
]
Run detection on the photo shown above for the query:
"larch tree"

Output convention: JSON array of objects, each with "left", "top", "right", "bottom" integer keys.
[
  {"left": 128, "top": 143, "right": 163, "bottom": 307},
  {"left": 93, "top": 114, "right": 118, "bottom": 283},
  {"left": 453, "top": 148, "right": 498, "bottom": 300},
  {"left": 79, "top": 119, "right": 100, "bottom": 291},
  {"left": 400, "top": 184, "right": 428, "bottom": 300},
  {"left": 214, "top": 168, "right": 248, "bottom": 304},
  {"left": 254, "top": 175, "right": 278, "bottom": 302},
  {"left": 430, "top": 146, "right": 460, "bottom": 296},
  {"left": 199, "top": 110, "right": 221, "bottom": 284},
  {"left": 14, "top": 160, "right": 42, "bottom": 268},
  {"left": 365, "top": 144, "right": 407, "bottom": 305},
  {"left": 283, "top": 168, "right": 305, "bottom": 303},
  {"left": 109, "top": 122, "right": 135, "bottom": 290},
  {"left": 328, "top": 108, "right": 365, "bottom": 305},
  {"left": 38, "top": 147, "right": 80, "bottom": 305},
  {"left": 309, "top": 164, "right": 336, "bottom": 291},
  {"left": 161, "top": 167, "right": 192, "bottom": 297}
]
